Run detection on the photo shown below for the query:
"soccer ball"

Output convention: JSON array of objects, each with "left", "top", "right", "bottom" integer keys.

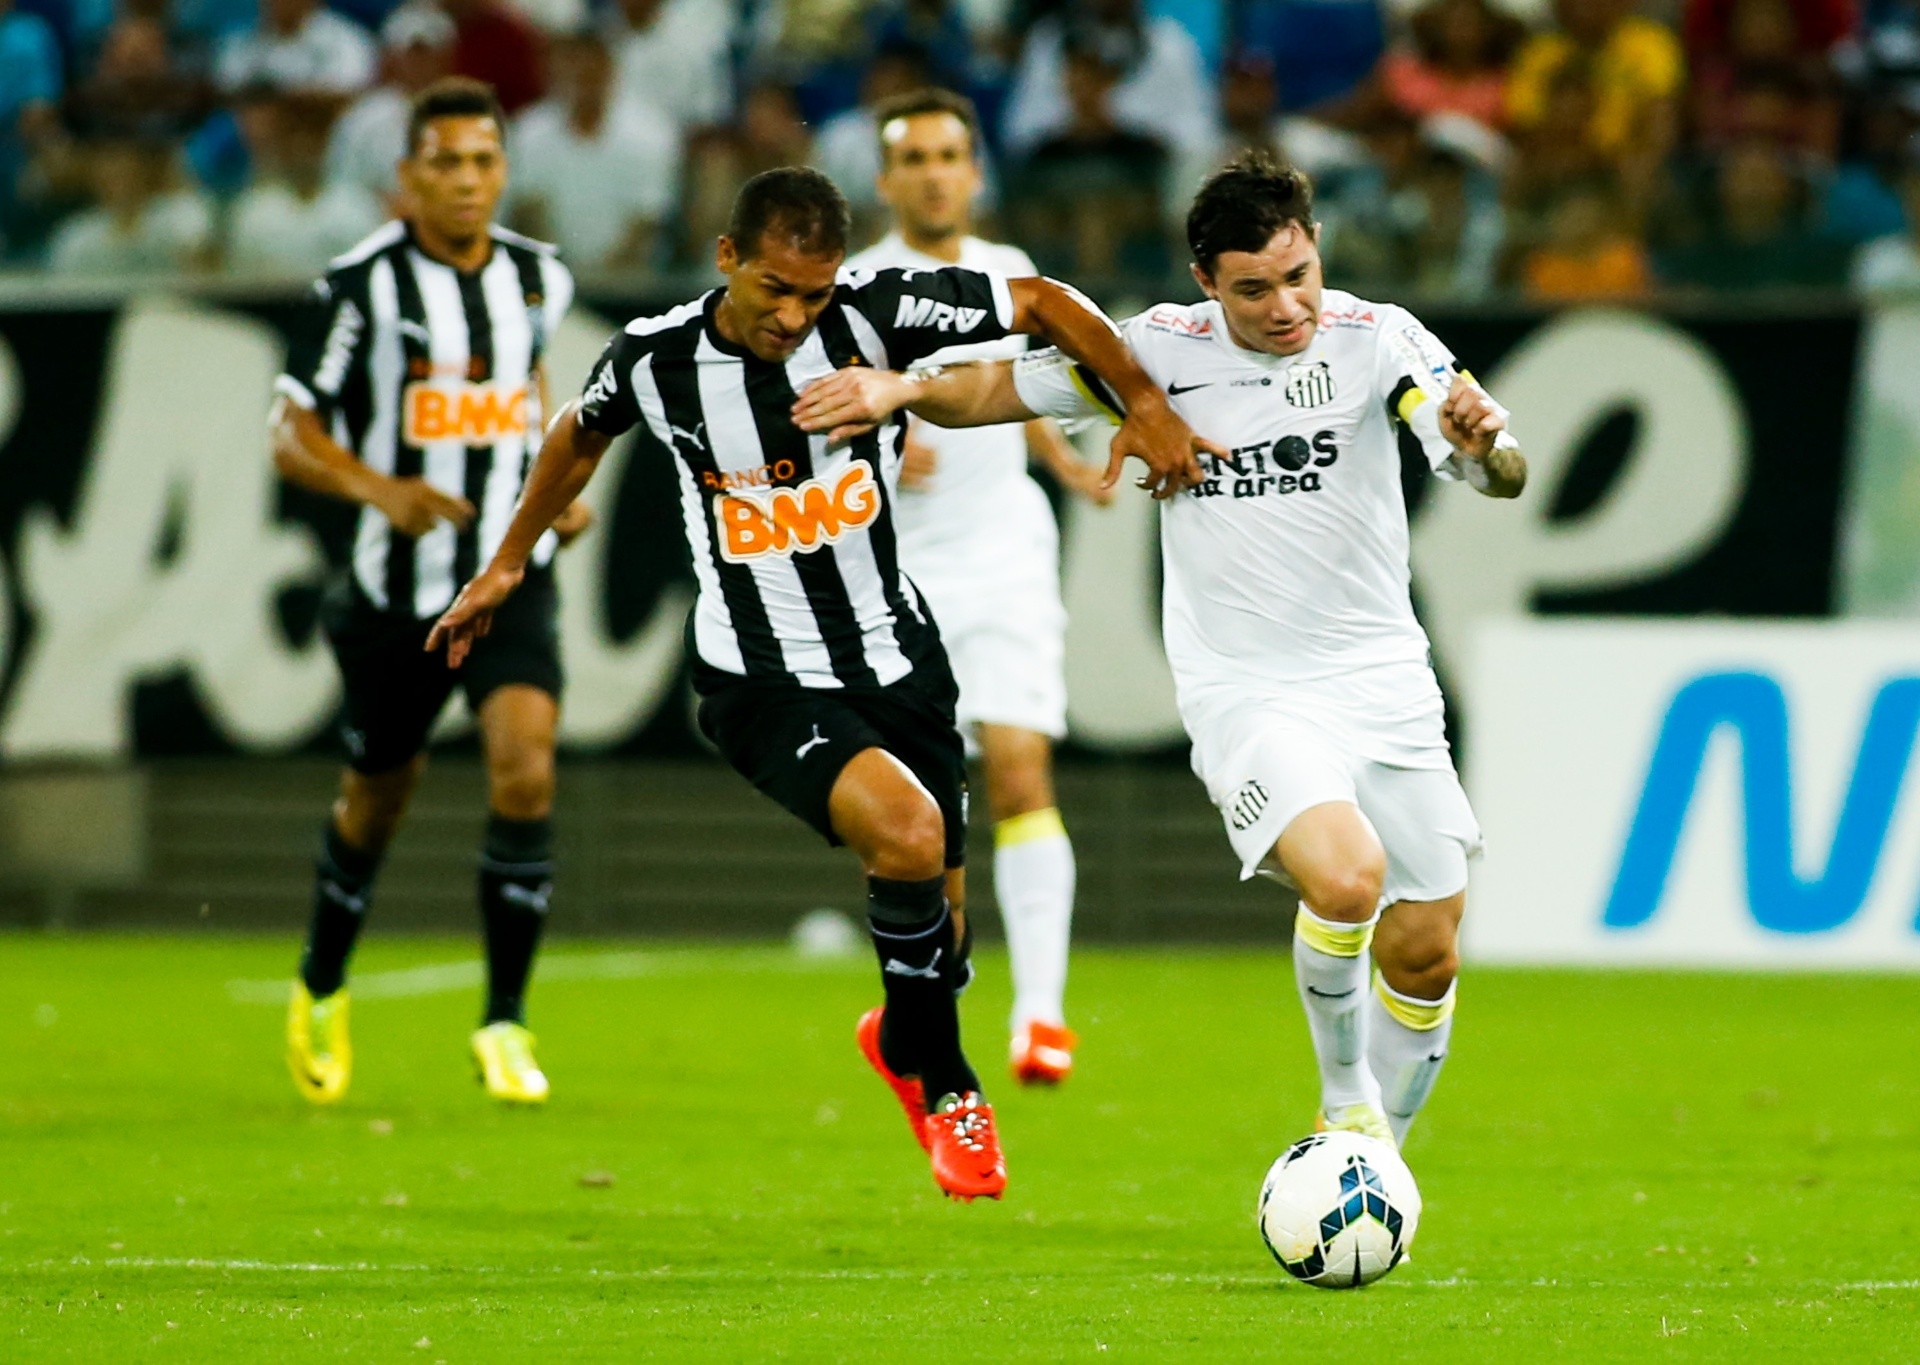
[{"left": 1257, "top": 1131, "right": 1421, "bottom": 1288}]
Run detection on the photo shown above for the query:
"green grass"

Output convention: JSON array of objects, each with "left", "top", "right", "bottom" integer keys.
[{"left": 3, "top": 936, "right": 1917, "bottom": 1362}]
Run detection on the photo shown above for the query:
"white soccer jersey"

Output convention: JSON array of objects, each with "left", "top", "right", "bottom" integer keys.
[
  {"left": 845, "top": 233, "right": 1043, "bottom": 569},
  {"left": 1016, "top": 290, "right": 1467, "bottom": 697}
]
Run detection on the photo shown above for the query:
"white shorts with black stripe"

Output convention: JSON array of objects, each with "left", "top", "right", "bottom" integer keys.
[{"left": 1182, "top": 663, "right": 1482, "bottom": 906}]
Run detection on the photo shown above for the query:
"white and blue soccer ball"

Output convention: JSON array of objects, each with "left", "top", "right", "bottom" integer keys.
[{"left": 1257, "top": 1131, "right": 1421, "bottom": 1288}]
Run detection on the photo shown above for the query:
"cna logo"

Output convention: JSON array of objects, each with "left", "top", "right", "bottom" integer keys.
[
  {"left": 403, "top": 382, "right": 528, "bottom": 444},
  {"left": 893, "top": 295, "right": 988, "bottom": 333},
  {"left": 716, "top": 464, "right": 882, "bottom": 563},
  {"left": 1319, "top": 306, "right": 1377, "bottom": 330},
  {"left": 1605, "top": 671, "right": 1920, "bottom": 935},
  {"left": 1147, "top": 307, "right": 1211, "bottom": 337}
]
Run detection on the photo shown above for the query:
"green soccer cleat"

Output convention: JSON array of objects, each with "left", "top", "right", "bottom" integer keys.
[
  {"left": 287, "top": 981, "right": 352, "bottom": 1105},
  {"left": 472, "top": 1022, "right": 550, "bottom": 1105},
  {"left": 1315, "top": 1102, "right": 1396, "bottom": 1147}
]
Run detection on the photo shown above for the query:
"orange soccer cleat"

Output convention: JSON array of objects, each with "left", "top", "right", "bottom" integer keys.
[
  {"left": 1009, "top": 1020, "right": 1078, "bottom": 1086},
  {"left": 856, "top": 1007, "right": 929, "bottom": 1151},
  {"left": 925, "top": 1092, "right": 1007, "bottom": 1201}
]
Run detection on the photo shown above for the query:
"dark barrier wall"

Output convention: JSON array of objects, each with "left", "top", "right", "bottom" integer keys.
[{"left": 0, "top": 293, "right": 1858, "bottom": 760}]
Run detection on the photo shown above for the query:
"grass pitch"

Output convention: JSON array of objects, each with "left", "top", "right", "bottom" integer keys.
[{"left": 4, "top": 936, "right": 1917, "bottom": 1362}]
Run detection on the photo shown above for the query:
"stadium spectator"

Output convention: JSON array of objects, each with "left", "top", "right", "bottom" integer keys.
[
  {"left": 1212, "top": 52, "right": 1373, "bottom": 183},
  {"left": 325, "top": 2, "right": 455, "bottom": 211},
  {"left": 1318, "top": 111, "right": 1506, "bottom": 295},
  {"left": 1852, "top": 131, "right": 1920, "bottom": 284},
  {"left": 1821, "top": 85, "right": 1916, "bottom": 240},
  {"left": 1502, "top": 57, "right": 1615, "bottom": 263},
  {"left": 228, "top": 90, "right": 381, "bottom": 276},
  {"left": 865, "top": 0, "right": 980, "bottom": 96},
  {"left": 1325, "top": 0, "right": 1525, "bottom": 134},
  {"left": 66, "top": 12, "right": 215, "bottom": 142},
  {"left": 1238, "top": 0, "right": 1387, "bottom": 112},
  {"left": 813, "top": 43, "right": 940, "bottom": 239},
  {"left": 1, "top": 0, "right": 63, "bottom": 244},
  {"left": 1507, "top": 0, "right": 1685, "bottom": 204},
  {"left": 610, "top": 0, "right": 733, "bottom": 131},
  {"left": 443, "top": 0, "right": 546, "bottom": 114},
  {"left": 508, "top": 29, "right": 679, "bottom": 275},
  {"left": 215, "top": 0, "right": 378, "bottom": 96},
  {"left": 47, "top": 136, "right": 215, "bottom": 275},
  {"left": 679, "top": 81, "right": 811, "bottom": 264},
  {"left": 1686, "top": 0, "right": 1849, "bottom": 156},
  {"left": 1660, "top": 137, "right": 1851, "bottom": 285},
  {"left": 1001, "top": 0, "right": 1217, "bottom": 194},
  {"left": 1007, "top": 36, "right": 1168, "bottom": 274},
  {"left": 1519, "top": 173, "right": 1653, "bottom": 296}
]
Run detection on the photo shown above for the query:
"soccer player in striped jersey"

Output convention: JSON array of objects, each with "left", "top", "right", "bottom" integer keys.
[
  {"left": 790, "top": 153, "right": 1528, "bottom": 1151},
  {"left": 270, "top": 78, "right": 591, "bottom": 1108},
  {"left": 428, "top": 167, "right": 1212, "bottom": 1200},
  {"left": 847, "top": 89, "right": 1104, "bottom": 1086}
]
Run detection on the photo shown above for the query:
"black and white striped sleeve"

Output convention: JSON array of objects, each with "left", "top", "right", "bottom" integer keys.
[
  {"left": 276, "top": 269, "right": 371, "bottom": 419},
  {"left": 840, "top": 265, "right": 1016, "bottom": 369},
  {"left": 575, "top": 330, "right": 645, "bottom": 437}
]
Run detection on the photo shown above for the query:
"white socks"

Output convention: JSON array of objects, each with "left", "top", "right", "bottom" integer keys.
[
  {"left": 1292, "top": 905, "right": 1383, "bottom": 1113},
  {"left": 1368, "top": 976, "right": 1455, "bottom": 1144},
  {"left": 994, "top": 808, "right": 1076, "bottom": 1030}
]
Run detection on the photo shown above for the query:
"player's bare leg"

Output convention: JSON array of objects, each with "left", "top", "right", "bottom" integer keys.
[
  {"left": 978, "top": 722, "right": 1078, "bottom": 1084},
  {"left": 835, "top": 748, "right": 1004, "bottom": 1200},
  {"left": 1368, "top": 891, "right": 1463, "bottom": 1144},
  {"left": 470, "top": 684, "right": 558, "bottom": 1104},
  {"left": 288, "top": 757, "right": 424, "bottom": 1102},
  {"left": 1275, "top": 801, "right": 1392, "bottom": 1141}
]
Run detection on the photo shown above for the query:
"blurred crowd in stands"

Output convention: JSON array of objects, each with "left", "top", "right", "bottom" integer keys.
[{"left": 6, "top": 0, "right": 1920, "bottom": 297}]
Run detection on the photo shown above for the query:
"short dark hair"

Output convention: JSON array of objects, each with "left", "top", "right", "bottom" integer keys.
[
  {"left": 727, "top": 166, "right": 852, "bottom": 260},
  {"left": 406, "top": 77, "right": 506, "bottom": 155},
  {"left": 1186, "top": 150, "right": 1318, "bottom": 275},
  {"left": 872, "top": 87, "right": 981, "bottom": 165}
]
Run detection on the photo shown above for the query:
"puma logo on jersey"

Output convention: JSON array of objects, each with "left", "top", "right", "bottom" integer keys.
[
  {"left": 403, "top": 382, "right": 528, "bottom": 444},
  {"left": 716, "top": 464, "right": 882, "bottom": 562},
  {"left": 795, "top": 725, "right": 830, "bottom": 759},
  {"left": 893, "top": 295, "right": 987, "bottom": 333},
  {"left": 396, "top": 317, "right": 434, "bottom": 346},
  {"left": 670, "top": 421, "right": 707, "bottom": 453}
]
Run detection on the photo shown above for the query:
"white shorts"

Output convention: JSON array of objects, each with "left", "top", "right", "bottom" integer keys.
[
  {"left": 1182, "top": 668, "right": 1482, "bottom": 904},
  {"left": 900, "top": 490, "right": 1067, "bottom": 742}
]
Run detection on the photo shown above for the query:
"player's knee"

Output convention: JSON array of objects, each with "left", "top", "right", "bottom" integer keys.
[
  {"left": 871, "top": 796, "right": 947, "bottom": 880},
  {"left": 487, "top": 750, "right": 555, "bottom": 822},
  {"left": 1379, "top": 919, "right": 1460, "bottom": 999},
  {"left": 1301, "top": 861, "right": 1385, "bottom": 923}
]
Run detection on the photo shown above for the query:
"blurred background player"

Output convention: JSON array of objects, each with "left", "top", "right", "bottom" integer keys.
[
  {"left": 846, "top": 88, "right": 1108, "bottom": 1087},
  {"left": 792, "top": 152, "right": 1526, "bottom": 1150},
  {"left": 269, "top": 77, "right": 589, "bottom": 1108},
  {"left": 427, "top": 167, "right": 1210, "bottom": 1200}
]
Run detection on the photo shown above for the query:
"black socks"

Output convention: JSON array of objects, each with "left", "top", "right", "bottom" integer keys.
[
  {"left": 478, "top": 814, "right": 553, "bottom": 1025},
  {"left": 300, "top": 822, "right": 381, "bottom": 998},
  {"left": 868, "top": 874, "right": 979, "bottom": 1106}
]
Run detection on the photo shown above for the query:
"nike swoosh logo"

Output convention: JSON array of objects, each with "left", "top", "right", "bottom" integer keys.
[
  {"left": 1167, "top": 382, "right": 1212, "bottom": 395},
  {"left": 1304, "top": 986, "right": 1356, "bottom": 999}
]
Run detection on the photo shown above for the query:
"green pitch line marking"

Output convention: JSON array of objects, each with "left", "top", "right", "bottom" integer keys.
[{"left": 225, "top": 947, "right": 861, "bottom": 1004}]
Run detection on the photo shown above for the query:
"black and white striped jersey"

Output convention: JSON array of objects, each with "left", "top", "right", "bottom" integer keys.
[
  {"left": 276, "top": 219, "right": 575, "bottom": 619},
  {"left": 576, "top": 266, "right": 1017, "bottom": 691}
]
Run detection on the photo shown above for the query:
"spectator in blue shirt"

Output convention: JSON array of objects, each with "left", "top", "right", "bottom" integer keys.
[{"left": 1, "top": 0, "right": 63, "bottom": 249}]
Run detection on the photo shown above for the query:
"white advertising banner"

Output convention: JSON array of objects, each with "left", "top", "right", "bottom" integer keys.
[{"left": 1464, "top": 620, "right": 1920, "bottom": 968}]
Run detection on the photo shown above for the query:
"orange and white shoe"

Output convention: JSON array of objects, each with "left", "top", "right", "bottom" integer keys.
[
  {"left": 925, "top": 1092, "right": 1006, "bottom": 1202},
  {"left": 1009, "top": 1020, "right": 1077, "bottom": 1086},
  {"left": 856, "top": 1007, "right": 929, "bottom": 1151}
]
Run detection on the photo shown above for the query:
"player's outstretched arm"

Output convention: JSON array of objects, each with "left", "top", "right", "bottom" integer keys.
[
  {"left": 1005, "top": 277, "right": 1201, "bottom": 498},
  {"left": 270, "top": 394, "right": 476, "bottom": 537},
  {"left": 1438, "top": 375, "right": 1526, "bottom": 499},
  {"left": 791, "top": 360, "right": 1032, "bottom": 442},
  {"left": 425, "top": 403, "right": 612, "bottom": 667}
]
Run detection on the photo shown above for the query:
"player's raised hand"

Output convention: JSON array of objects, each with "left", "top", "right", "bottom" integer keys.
[
  {"left": 425, "top": 562, "right": 524, "bottom": 668},
  {"left": 791, "top": 367, "right": 919, "bottom": 445},
  {"left": 375, "top": 476, "right": 476, "bottom": 538},
  {"left": 1438, "top": 375, "right": 1507, "bottom": 459},
  {"left": 1105, "top": 395, "right": 1218, "bottom": 500}
]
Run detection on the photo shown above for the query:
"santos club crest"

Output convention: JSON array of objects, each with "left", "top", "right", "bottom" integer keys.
[{"left": 1285, "top": 361, "right": 1336, "bottom": 409}]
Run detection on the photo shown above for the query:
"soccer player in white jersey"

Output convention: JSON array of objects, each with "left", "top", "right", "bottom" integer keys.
[
  {"left": 792, "top": 151, "right": 1527, "bottom": 1147},
  {"left": 846, "top": 89, "right": 1109, "bottom": 1085}
]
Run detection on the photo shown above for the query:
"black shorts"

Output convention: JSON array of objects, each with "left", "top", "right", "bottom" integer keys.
[
  {"left": 321, "top": 568, "right": 563, "bottom": 775},
  {"left": 695, "top": 657, "right": 969, "bottom": 868}
]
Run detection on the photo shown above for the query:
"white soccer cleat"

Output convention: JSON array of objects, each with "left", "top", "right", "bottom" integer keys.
[{"left": 1314, "top": 1102, "right": 1397, "bottom": 1148}]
